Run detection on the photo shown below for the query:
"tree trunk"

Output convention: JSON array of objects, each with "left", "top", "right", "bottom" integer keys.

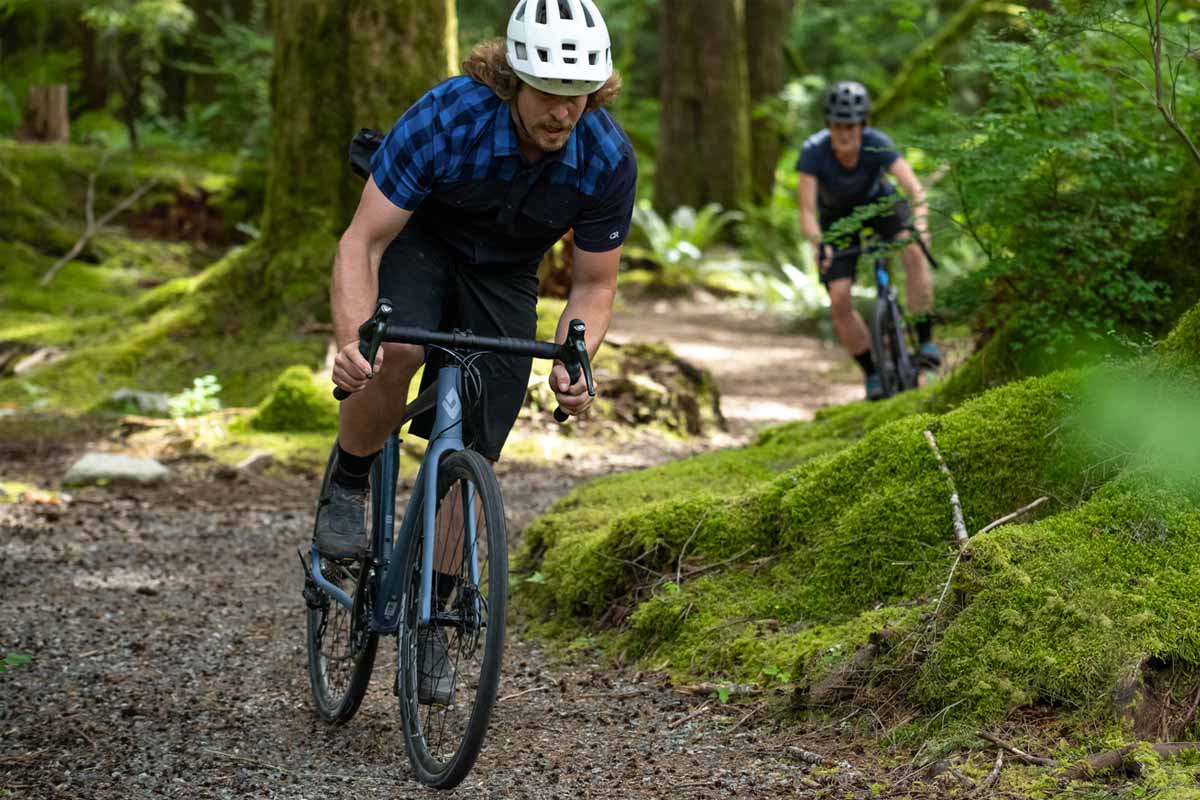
[
  {"left": 79, "top": 24, "right": 109, "bottom": 111},
  {"left": 19, "top": 85, "right": 70, "bottom": 142},
  {"left": 260, "top": 0, "right": 456, "bottom": 301},
  {"left": 745, "top": 0, "right": 795, "bottom": 203},
  {"left": 871, "top": 0, "right": 989, "bottom": 124},
  {"left": 655, "top": 0, "right": 752, "bottom": 215}
]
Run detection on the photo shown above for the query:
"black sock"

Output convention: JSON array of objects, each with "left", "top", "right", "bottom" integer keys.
[
  {"left": 332, "top": 442, "right": 379, "bottom": 491},
  {"left": 915, "top": 316, "right": 933, "bottom": 345},
  {"left": 853, "top": 350, "right": 875, "bottom": 376}
]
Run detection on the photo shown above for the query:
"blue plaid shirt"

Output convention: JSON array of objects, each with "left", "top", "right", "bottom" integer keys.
[{"left": 371, "top": 76, "right": 637, "bottom": 266}]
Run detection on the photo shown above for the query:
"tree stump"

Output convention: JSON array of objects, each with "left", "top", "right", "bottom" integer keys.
[{"left": 19, "top": 84, "right": 70, "bottom": 142}]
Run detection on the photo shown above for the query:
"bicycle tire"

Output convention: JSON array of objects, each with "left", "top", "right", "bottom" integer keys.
[
  {"left": 306, "top": 447, "right": 379, "bottom": 723},
  {"left": 396, "top": 449, "right": 508, "bottom": 789},
  {"left": 871, "top": 297, "right": 903, "bottom": 398}
]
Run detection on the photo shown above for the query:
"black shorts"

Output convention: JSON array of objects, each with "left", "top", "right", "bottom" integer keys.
[
  {"left": 378, "top": 223, "right": 539, "bottom": 460},
  {"left": 819, "top": 196, "right": 912, "bottom": 286}
]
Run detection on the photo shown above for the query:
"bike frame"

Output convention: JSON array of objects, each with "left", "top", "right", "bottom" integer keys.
[{"left": 309, "top": 363, "right": 474, "bottom": 633}]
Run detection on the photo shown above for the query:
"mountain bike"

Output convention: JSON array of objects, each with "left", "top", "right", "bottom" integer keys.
[
  {"left": 300, "top": 298, "right": 593, "bottom": 789},
  {"left": 825, "top": 227, "right": 940, "bottom": 399}
]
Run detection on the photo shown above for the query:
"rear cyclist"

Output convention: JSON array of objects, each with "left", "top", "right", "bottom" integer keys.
[{"left": 797, "top": 80, "right": 939, "bottom": 401}]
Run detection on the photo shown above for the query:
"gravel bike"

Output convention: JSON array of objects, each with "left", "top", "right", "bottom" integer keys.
[
  {"left": 825, "top": 227, "right": 940, "bottom": 399},
  {"left": 300, "top": 299, "right": 593, "bottom": 789}
]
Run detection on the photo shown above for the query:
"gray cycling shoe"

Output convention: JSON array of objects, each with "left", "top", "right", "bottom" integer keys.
[
  {"left": 418, "top": 627, "right": 454, "bottom": 705},
  {"left": 314, "top": 482, "right": 368, "bottom": 559}
]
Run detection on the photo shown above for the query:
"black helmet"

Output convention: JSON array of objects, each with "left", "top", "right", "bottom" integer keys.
[{"left": 823, "top": 81, "right": 870, "bottom": 124}]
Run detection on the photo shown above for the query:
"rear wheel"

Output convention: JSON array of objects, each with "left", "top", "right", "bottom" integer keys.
[
  {"left": 396, "top": 449, "right": 508, "bottom": 789},
  {"left": 305, "top": 447, "right": 378, "bottom": 723}
]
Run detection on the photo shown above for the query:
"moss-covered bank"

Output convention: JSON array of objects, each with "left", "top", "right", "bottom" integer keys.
[{"left": 520, "top": 300, "right": 1200, "bottom": 730}]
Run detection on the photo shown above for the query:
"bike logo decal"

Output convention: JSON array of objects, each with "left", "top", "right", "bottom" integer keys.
[
  {"left": 609, "top": 231, "right": 620, "bottom": 240},
  {"left": 443, "top": 389, "right": 461, "bottom": 417}
]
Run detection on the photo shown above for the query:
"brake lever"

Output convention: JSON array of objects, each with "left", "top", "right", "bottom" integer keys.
[
  {"left": 553, "top": 319, "right": 594, "bottom": 423},
  {"left": 333, "top": 298, "right": 393, "bottom": 401}
]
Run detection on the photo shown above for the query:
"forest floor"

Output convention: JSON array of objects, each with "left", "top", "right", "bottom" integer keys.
[{"left": 0, "top": 299, "right": 994, "bottom": 799}]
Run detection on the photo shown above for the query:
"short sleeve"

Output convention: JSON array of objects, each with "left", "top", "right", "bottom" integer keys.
[
  {"left": 572, "top": 152, "right": 638, "bottom": 253},
  {"left": 370, "top": 90, "right": 447, "bottom": 211},
  {"left": 796, "top": 140, "right": 823, "bottom": 176},
  {"left": 863, "top": 129, "right": 900, "bottom": 168}
]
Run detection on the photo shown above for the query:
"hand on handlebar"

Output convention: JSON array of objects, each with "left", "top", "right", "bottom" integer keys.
[
  {"left": 810, "top": 240, "right": 834, "bottom": 273},
  {"left": 332, "top": 340, "right": 383, "bottom": 396},
  {"left": 550, "top": 362, "right": 593, "bottom": 418}
]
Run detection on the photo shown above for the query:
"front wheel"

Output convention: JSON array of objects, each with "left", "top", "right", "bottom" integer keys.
[
  {"left": 305, "top": 447, "right": 378, "bottom": 723},
  {"left": 871, "top": 297, "right": 918, "bottom": 398},
  {"left": 396, "top": 449, "right": 508, "bottom": 790}
]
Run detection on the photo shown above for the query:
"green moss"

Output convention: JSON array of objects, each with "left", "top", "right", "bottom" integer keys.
[
  {"left": 922, "top": 476, "right": 1200, "bottom": 720},
  {"left": 250, "top": 366, "right": 340, "bottom": 432},
  {"left": 1160, "top": 299, "right": 1200, "bottom": 370}
]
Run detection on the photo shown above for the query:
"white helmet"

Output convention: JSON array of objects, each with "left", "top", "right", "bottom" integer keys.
[{"left": 505, "top": 0, "right": 613, "bottom": 96}]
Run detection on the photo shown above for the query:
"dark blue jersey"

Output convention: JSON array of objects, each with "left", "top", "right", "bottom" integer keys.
[
  {"left": 795, "top": 127, "right": 900, "bottom": 219},
  {"left": 371, "top": 76, "right": 637, "bottom": 266}
]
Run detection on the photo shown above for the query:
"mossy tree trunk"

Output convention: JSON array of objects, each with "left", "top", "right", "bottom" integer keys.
[
  {"left": 745, "top": 0, "right": 795, "bottom": 203},
  {"left": 259, "top": 0, "right": 456, "bottom": 306},
  {"left": 654, "top": 0, "right": 752, "bottom": 215}
]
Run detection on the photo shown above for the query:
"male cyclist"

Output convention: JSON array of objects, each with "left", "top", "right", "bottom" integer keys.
[
  {"left": 314, "top": 0, "right": 635, "bottom": 700},
  {"left": 797, "top": 81, "right": 939, "bottom": 401}
]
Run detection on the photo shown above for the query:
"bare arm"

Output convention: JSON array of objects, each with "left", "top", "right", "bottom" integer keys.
[
  {"left": 797, "top": 173, "right": 832, "bottom": 269},
  {"left": 887, "top": 157, "right": 928, "bottom": 241},
  {"left": 549, "top": 242, "right": 621, "bottom": 414},
  {"left": 330, "top": 176, "right": 412, "bottom": 391}
]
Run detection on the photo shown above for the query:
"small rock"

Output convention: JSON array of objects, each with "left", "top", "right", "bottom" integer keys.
[
  {"left": 63, "top": 453, "right": 169, "bottom": 487},
  {"left": 211, "top": 463, "right": 239, "bottom": 481},
  {"left": 236, "top": 451, "right": 274, "bottom": 474}
]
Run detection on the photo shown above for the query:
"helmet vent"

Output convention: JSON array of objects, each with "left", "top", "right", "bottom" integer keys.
[
  {"left": 588, "top": 51, "right": 598, "bottom": 65},
  {"left": 536, "top": 0, "right": 547, "bottom": 24},
  {"left": 557, "top": 0, "right": 573, "bottom": 20},
  {"left": 581, "top": 3, "right": 595, "bottom": 27},
  {"left": 515, "top": 41, "right": 528, "bottom": 60},
  {"left": 537, "top": 47, "right": 550, "bottom": 63},
  {"left": 515, "top": 0, "right": 526, "bottom": 22}
]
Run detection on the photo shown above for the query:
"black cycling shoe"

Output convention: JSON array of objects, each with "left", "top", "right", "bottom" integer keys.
[
  {"left": 314, "top": 482, "right": 368, "bottom": 559},
  {"left": 916, "top": 341, "right": 942, "bottom": 369}
]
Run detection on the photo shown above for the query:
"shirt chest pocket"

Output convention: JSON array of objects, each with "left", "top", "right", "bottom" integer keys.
[
  {"left": 518, "top": 188, "right": 581, "bottom": 233},
  {"left": 431, "top": 181, "right": 503, "bottom": 214}
]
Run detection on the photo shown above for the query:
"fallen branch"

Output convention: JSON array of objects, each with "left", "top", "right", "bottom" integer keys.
[
  {"left": 666, "top": 699, "right": 711, "bottom": 730},
  {"left": 975, "top": 496, "right": 1049, "bottom": 536},
  {"left": 968, "top": 751, "right": 1003, "bottom": 798},
  {"left": 725, "top": 701, "right": 765, "bottom": 734},
  {"left": 785, "top": 745, "right": 834, "bottom": 766},
  {"left": 1063, "top": 742, "right": 1200, "bottom": 781},
  {"left": 675, "top": 681, "right": 761, "bottom": 699},
  {"left": 41, "top": 177, "right": 159, "bottom": 286},
  {"left": 975, "top": 731, "right": 1057, "bottom": 767},
  {"left": 924, "top": 429, "right": 969, "bottom": 547}
]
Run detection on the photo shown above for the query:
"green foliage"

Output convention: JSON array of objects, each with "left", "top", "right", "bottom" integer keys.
[
  {"left": 0, "top": 651, "right": 32, "bottom": 673},
  {"left": 163, "top": 3, "right": 272, "bottom": 155},
  {"left": 250, "top": 366, "right": 338, "bottom": 432},
  {"left": 928, "top": 10, "right": 1188, "bottom": 358},
  {"left": 624, "top": 200, "right": 742, "bottom": 290},
  {"left": 167, "top": 374, "right": 221, "bottom": 418}
]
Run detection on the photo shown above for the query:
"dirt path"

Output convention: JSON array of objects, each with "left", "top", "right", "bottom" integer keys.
[{"left": 1, "top": 304, "right": 890, "bottom": 799}]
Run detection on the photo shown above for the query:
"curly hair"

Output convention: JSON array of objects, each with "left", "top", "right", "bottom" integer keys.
[{"left": 461, "top": 37, "right": 622, "bottom": 113}]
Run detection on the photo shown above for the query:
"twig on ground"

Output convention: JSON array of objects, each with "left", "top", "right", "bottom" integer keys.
[
  {"left": 948, "top": 766, "right": 976, "bottom": 790},
  {"left": 201, "top": 748, "right": 301, "bottom": 776},
  {"left": 975, "top": 731, "right": 1057, "bottom": 767},
  {"left": 932, "top": 548, "right": 966, "bottom": 616},
  {"left": 785, "top": 745, "right": 833, "bottom": 766},
  {"left": 574, "top": 688, "right": 650, "bottom": 700},
  {"left": 667, "top": 699, "right": 712, "bottom": 730},
  {"left": 675, "top": 546, "right": 755, "bottom": 582},
  {"left": 975, "top": 496, "right": 1049, "bottom": 536},
  {"left": 924, "top": 429, "right": 969, "bottom": 547},
  {"left": 0, "top": 749, "right": 49, "bottom": 766},
  {"left": 497, "top": 685, "right": 552, "bottom": 703},
  {"left": 41, "top": 177, "right": 159, "bottom": 286},
  {"left": 968, "top": 751, "right": 1004, "bottom": 798},
  {"left": 725, "top": 701, "right": 765, "bottom": 734},
  {"left": 675, "top": 512, "right": 709, "bottom": 586},
  {"left": 675, "top": 681, "right": 761, "bottom": 699}
]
